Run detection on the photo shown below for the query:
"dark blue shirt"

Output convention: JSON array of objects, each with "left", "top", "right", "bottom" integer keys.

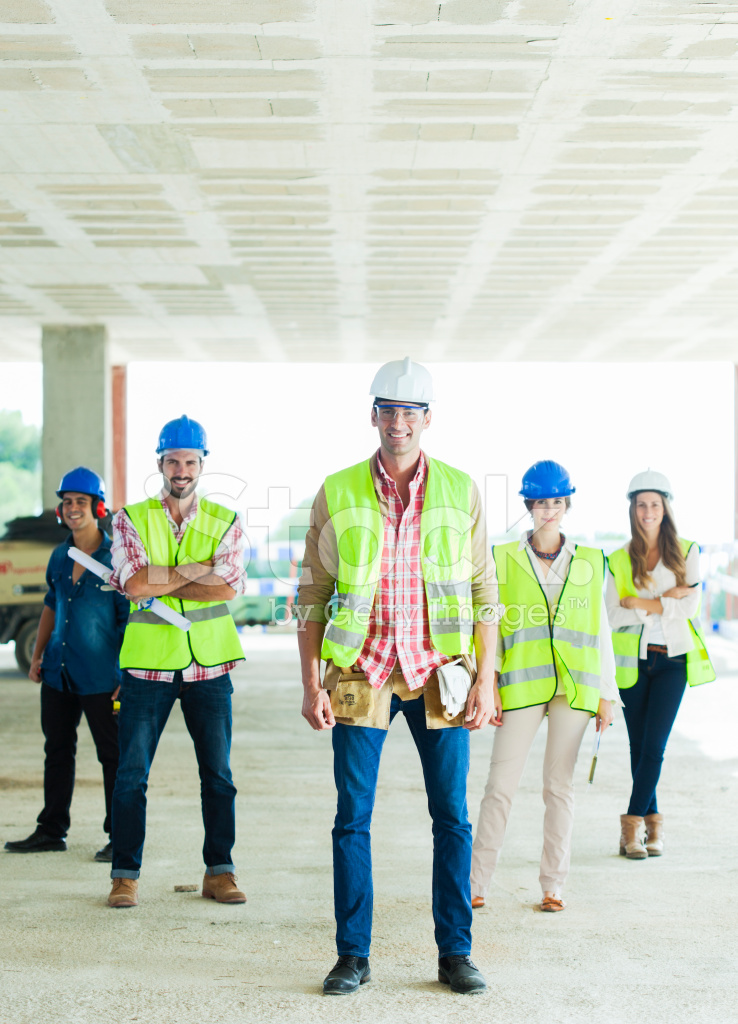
[{"left": 42, "top": 533, "right": 129, "bottom": 694}]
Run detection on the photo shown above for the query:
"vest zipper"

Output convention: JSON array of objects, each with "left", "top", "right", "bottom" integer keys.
[
  {"left": 521, "top": 546, "right": 560, "bottom": 705},
  {"left": 174, "top": 537, "right": 196, "bottom": 663},
  {"left": 551, "top": 547, "right": 575, "bottom": 707}
]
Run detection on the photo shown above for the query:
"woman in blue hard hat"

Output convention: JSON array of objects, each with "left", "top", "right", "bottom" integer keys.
[
  {"left": 606, "top": 471, "right": 714, "bottom": 860},
  {"left": 470, "top": 460, "right": 617, "bottom": 912}
]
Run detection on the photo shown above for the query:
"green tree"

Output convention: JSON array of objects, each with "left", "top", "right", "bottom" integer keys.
[
  {"left": 0, "top": 410, "right": 41, "bottom": 534},
  {"left": 0, "top": 410, "right": 40, "bottom": 471}
]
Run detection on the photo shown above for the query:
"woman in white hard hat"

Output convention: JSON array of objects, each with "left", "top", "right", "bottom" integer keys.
[
  {"left": 606, "top": 471, "right": 714, "bottom": 860},
  {"left": 470, "top": 461, "right": 617, "bottom": 913}
]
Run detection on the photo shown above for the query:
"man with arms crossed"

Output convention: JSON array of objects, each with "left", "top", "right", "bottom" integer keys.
[
  {"left": 106, "top": 415, "right": 247, "bottom": 909},
  {"left": 297, "top": 358, "right": 500, "bottom": 995}
]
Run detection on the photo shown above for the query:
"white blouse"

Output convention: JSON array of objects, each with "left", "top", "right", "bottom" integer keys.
[
  {"left": 605, "top": 541, "right": 702, "bottom": 659},
  {"left": 495, "top": 534, "right": 619, "bottom": 703}
]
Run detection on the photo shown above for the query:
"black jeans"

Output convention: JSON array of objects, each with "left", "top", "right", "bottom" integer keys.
[
  {"left": 37, "top": 681, "right": 119, "bottom": 839},
  {"left": 620, "top": 649, "right": 687, "bottom": 817}
]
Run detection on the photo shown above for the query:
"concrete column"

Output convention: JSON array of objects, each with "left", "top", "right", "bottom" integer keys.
[
  {"left": 735, "top": 366, "right": 738, "bottom": 540},
  {"left": 111, "top": 364, "right": 127, "bottom": 510},
  {"left": 41, "top": 325, "right": 110, "bottom": 508}
]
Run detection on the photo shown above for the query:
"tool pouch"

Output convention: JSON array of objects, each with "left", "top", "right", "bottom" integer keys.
[
  {"left": 332, "top": 677, "right": 375, "bottom": 718},
  {"left": 324, "top": 661, "right": 375, "bottom": 720}
]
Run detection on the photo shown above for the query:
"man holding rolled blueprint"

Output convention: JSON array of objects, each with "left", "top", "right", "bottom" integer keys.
[
  {"left": 4, "top": 467, "right": 128, "bottom": 862},
  {"left": 106, "top": 415, "right": 246, "bottom": 909}
]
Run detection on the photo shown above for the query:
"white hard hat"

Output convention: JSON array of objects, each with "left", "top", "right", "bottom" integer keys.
[
  {"left": 370, "top": 356, "right": 435, "bottom": 404},
  {"left": 626, "top": 469, "right": 673, "bottom": 501}
]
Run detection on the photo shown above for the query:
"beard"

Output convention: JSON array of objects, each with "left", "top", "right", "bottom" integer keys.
[{"left": 166, "top": 478, "right": 197, "bottom": 499}]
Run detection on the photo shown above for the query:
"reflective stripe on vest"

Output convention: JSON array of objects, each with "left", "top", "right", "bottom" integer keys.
[
  {"left": 119, "top": 497, "right": 244, "bottom": 671},
  {"left": 495, "top": 542, "right": 604, "bottom": 714},
  {"left": 321, "top": 456, "right": 475, "bottom": 667},
  {"left": 128, "top": 604, "right": 232, "bottom": 625},
  {"left": 500, "top": 624, "right": 599, "bottom": 654},
  {"left": 499, "top": 664, "right": 601, "bottom": 690},
  {"left": 606, "top": 540, "right": 715, "bottom": 688}
]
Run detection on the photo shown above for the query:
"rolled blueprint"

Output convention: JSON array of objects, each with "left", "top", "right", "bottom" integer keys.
[{"left": 67, "top": 547, "right": 192, "bottom": 632}]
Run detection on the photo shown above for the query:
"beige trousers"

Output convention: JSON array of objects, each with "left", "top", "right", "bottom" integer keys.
[{"left": 470, "top": 695, "right": 591, "bottom": 896}]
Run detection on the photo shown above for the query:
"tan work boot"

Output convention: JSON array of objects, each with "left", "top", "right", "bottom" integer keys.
[
  {"left": 108, "top": 878, "right": 138, "bottom": 908},
  {"left": 644, "top": 813, "right": 664, "bottom": 856},
  {"left": 619, "top": 814, "right": 648, "bottom": 859},
  {"left": 201, "top": 872, "right": 247, "bottom": 904}
]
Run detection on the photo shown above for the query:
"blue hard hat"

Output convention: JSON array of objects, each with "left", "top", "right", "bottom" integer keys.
[
  {"left": 519, "top": 460, "right": 576, "bottom": 500},
  {"left": 56, "top": 466, "right": 106, "bottom": 501},
  {"left": 156, "top": 414, "right": 209, "bottom": 456}
]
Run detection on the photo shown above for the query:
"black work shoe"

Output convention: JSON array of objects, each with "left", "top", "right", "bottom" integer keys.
[
  {"left": 438, "top": 955, "right": 487, "bottom": 994},
  {"left": 94, "top": 841, "right": 113, "bottom": 862},
  {"left": 4, "top": 827, "right": 67, "bottom": 853},
  {"left": 323, "top": 955, "right": 371, "bottom": 995}
]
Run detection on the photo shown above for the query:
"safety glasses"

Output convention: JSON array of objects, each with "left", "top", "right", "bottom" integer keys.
[{"left": 373, "top": 403, "right": 429, "bottom": 424}]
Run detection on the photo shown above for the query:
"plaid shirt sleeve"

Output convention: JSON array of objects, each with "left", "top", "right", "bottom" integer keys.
[
  {"left": 211, "top": 513, "right": 248, "bottom": 596},
  {"left": 109, "top": 509, "right": 148, "bottom": 595}
]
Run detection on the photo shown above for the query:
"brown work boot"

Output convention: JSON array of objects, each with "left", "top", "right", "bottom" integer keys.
[
  {"left": 644, "top": 813, "right": 664, "bottom": 856},
  {"left": 201, "top": 871, "right": 247, "bottom": 904},
  {"left": 619, "top": 814, "right": 648, "bottom": 859},
  {"left": 108, "top": 878, "right": 138, "bottom": 908}
]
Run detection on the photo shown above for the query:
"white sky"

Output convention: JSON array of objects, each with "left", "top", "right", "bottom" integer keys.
[{"left": 1, "top": 360, "right": 733, "bottom": 546}]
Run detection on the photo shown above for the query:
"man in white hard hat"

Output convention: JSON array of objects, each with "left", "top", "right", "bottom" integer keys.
[{"left": 297, "top": 357, "right": 500, "bottom": 995}]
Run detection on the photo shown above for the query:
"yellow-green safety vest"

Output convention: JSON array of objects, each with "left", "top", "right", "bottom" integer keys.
[
  {"left": 606, "top": 540, "right": 715, "bottom": 688},
  {"left": 495, "top": 542, "right": 604, "bottom": 714},
  {"left": 321, "top": 456, "right": 476, "bottom": 667},
  {"left": 119, "top": 497, "right": 244, "bottom": 672}
]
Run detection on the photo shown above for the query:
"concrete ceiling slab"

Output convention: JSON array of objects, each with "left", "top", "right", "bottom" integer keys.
[{"left": 1, "top": 0, "right": 738, "bottom": 361}]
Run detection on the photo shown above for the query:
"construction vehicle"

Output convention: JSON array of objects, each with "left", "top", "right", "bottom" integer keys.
[
  {"left": 0, "top": 512, "right": 302, "bottom": 674},
  {"left": 0, "top": 512, "right": 57, "bottom": 674}
]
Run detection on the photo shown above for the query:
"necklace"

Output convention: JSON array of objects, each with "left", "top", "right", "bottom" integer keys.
[{"left": 528, "top": 537, "right": 563, "bottom": 561}]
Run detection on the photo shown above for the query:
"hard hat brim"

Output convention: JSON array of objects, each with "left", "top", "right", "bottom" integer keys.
[
  {"left": 519, "top": 485, "right": 576, "bottom": 498},
  {"left": 627, "top": 489, "right": 673, "bottom": 501},
  {"left": 157, "top": 447, "right": 208, "bottom": 457}
]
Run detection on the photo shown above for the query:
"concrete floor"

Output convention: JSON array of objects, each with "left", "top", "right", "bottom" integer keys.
[{"left": 1, "top": 633, "right": 737, "bottom": 1024}]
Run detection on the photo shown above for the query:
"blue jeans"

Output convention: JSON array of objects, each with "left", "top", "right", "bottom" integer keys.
[
  {"left": 111, "top": 671, "right": 236, "bottom": 879},
  {"left": 621, "top": 650, "right": 687, "bottom": 817},
  {"left": 332, "top": 692, "right": 472, "bottom": 960}
]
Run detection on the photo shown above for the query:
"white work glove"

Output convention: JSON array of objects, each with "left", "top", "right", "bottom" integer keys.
[{"left": 437, "top": 660, "right": 472, "bottom": 718}]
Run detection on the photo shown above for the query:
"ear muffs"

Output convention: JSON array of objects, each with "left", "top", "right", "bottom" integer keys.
[{"left": 56, "top": 497, "right": 107, "bottom": 525}]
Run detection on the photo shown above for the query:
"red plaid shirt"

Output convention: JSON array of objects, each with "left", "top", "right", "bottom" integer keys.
[
  {"left": 357, "top": 450, "right": 452, "bottom": 690},
  {"left": 110, "top": 492, "right": 246, "bottom": 681}
]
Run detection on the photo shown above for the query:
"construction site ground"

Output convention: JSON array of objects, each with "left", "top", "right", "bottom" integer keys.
[{"left": 1, "top": 631, "right": 737, "bottom": 1024}]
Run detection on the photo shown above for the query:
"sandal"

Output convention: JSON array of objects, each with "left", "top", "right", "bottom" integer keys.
[{"left": 540, "top": 895, "right": 565, "bottom": 912}]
